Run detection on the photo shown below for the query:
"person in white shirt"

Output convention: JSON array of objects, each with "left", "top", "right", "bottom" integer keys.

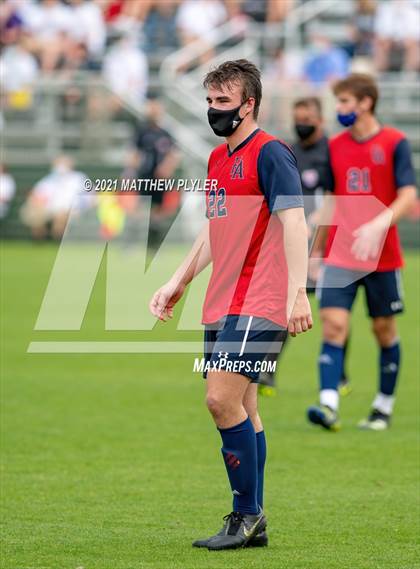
[
  {"left": 0, "top": 37, "right": 39, "bottom": 109},
  {"left": 374, "top": 0, "right": 420, "bottom": 71},
  {"left": 176, "top": 0, "right": 227, "bottom": 67},
  {"left": 102, "top": 34, "right": 149, "bottom": 110},
  {"left": 20, "top": 155, "right": 88, "bottom": 239},
  {"left": 0, "top": 164, "right": 16, "bottom": 219},
  {"left": 19, "top": 0, "right": 75, "bottom": 71},
  {"left": 67, "top": 0, "right": 106, "bottom": 61}
]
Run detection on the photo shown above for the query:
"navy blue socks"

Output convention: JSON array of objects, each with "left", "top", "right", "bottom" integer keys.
[
  {"left": 319, "top": 342, "right": 344, "bottom": 411},
  {"left": 372, "top": 341, "right": 401, "bottom": 416},
  {"left": 379, "top": 341, "right": 400, "bottom": 396},
  {"left": 218, "top": 416, "right": 259, "bottom": 515},
  {"left": 256, "top": 430, "right": 266, "bottom": 510}
]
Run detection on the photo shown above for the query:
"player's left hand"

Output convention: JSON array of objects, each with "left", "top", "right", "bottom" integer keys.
[
  {"left": 149, "top": 279, "right": 186, "bottom": 322},
  {"left": 351, "top": 218, "right": 388, "bottom": 262},
  {"left": 288, "top": 289, "right": 313, "bottom": 337}
]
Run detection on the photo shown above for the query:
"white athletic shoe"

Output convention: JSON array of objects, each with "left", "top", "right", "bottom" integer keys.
[{"left": 358, "top": 409, "right": 391, "bottom": 431}]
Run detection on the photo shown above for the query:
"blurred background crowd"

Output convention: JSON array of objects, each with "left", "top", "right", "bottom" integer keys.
[
  {"left": 0, "top": 0, "right": 419, "bottom": 243},
  {"left": 2, "top": 0, "right": 419, "bottom": 101}
]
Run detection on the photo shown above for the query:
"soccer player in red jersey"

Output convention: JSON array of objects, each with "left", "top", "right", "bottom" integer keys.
[
  {"left": 149, "top": 60, "right": 312, "bottom": 549},
  {"left": 307, "top": 74, "right": 417, "bottom": 432}
]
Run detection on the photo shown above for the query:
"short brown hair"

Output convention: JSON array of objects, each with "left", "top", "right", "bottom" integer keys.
[
  {"left": 333, "top": 73, "right": 379, "bottom": 113},
  {"left": 293, "top": 96, "right": 323, "bottom": 117},
  {"left": 203, "top": 59, "right": 262, "bottom": 119}
]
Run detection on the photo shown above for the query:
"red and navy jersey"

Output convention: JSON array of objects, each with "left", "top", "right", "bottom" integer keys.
[
  {"left": 325, "top": 126, "right": 416, "bottom": 272},
  {"left": 202, "top": 128, "right": 303, "bottom": 327}
]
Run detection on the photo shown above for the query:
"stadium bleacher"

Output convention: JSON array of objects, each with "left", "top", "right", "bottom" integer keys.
[{"left": 1, "top": 0, "right": 419, "bottom": 240}]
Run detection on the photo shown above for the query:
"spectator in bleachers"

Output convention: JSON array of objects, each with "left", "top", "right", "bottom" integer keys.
[
  {"left": 303, "top": 24, "right": 350, "bottom": 87},
  {"left": 2, "top": 1, "right": 106, "bottom": 73},
  {"left": 102, "top": 33, "right": 149, "bottom": 110},
  {"left": 60, "top": 41, "right": 91, "bottom": 75},
  {"left": 67, "top": 0, "right": 107, "bottom": 63},
  {"left": 100, "top": 0, "right": 124, "bottom": 24},
  {"left": 20, "top": 155, "right": 88, "bottom": 239},
  {"left": 0, "top": 34, "right": 39, "bottom": 110},
  {"left": 58, "top": 40, "right": 93, "bottom": 114},
  {"left": 261, "top": 42, "right": 304, "bottom": 136},
  {"left": 374, "top": 0, "right": 420, "bottom": 72},
  {"left": 230, "top": 0, "right": 267, "bottom": 23},
  {"left": 176, "top": 0, "right": 227, "bottom": 68},
  {"left": 18, "top": 0, "right": 75, "bottom": 72},
  {"left": 264, "top": 44, "right": 303, "bottom": 83},
  {"left": 99, "top": 0, "right": 150, "bottom": 36},
  {"left": 0, "top": 0, "right": 24, "bottom": 47},
  {"left": 143, "top": 0, "right": 180, "bottom": 54},
  {"left": 0, "top": 164, "right": 16, "bottom": 219},
  {"left": 350, "top": 0, "right": 377, "bottom": 58},
  {"left": 240, "top": 0, "right": 294, "bottom": 23},
  {"left": 222, "top": 0, "right": 248, "bottom": 35}
]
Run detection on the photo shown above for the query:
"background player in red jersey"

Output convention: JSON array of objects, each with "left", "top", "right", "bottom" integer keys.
[
  {"left": 150, "top": 59, "right": 312, "bottom": 550},
  {"left": 258, "top": 96, "right": 352, "bottom": 398},
  {"left": 307, "top": 74, "right": 417, "bottom": 432}
]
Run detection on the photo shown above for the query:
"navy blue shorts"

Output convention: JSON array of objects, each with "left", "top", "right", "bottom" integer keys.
[
  {"left": 203, "top": 314, "right": 286, "bottom": 383},
  {"left": 317, "top": 265, "right": 404, "bottom": 318}
]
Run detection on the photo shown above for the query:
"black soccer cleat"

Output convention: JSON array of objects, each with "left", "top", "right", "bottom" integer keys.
[
  {"left": 192, "top": 513, "right": 231, "bottom": 548},
  {"left": 192, "top": 511, "right": 268, "bottom": 549},
  {"left": 245, "top": 529, "right": 268, "bottom": 547},
  {"left": 193, "top": 514, "right": 268, "bottom": 548},
  {"left": 307, "top": 404, "right": 341, "bottom": 431},
  {"left": 206, "top": 510, "right": 266, "bottom": 550}
]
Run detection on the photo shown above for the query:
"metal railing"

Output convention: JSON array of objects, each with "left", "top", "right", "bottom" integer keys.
[
  {"left": 1, "top": 0, "right": 419, "bottom": 171},
  {"left": 2, "top": 73, "right": 419, "bottom": 170}
]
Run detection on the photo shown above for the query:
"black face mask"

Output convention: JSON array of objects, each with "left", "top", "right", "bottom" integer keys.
[
  {"left": 295, "top": 123, "right": 316, "bottom": 141},
  {"left": 207, "top": 104, "right": 244, "bottom": 137}
]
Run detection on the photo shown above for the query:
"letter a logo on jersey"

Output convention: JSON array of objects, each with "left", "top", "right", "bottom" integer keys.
[{"left": 231, "top": 156, "right": 244, "bottom": 179}]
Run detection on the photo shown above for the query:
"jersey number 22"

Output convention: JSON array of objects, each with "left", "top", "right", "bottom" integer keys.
[{"left": 208, "top": 188, "right": 227, "bottom": 218}]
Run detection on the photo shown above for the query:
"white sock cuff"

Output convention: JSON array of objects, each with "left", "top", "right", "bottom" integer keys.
[
  {"left": 373, "top": 393, "right": 395, "bottom": 415},
  {"left": 320, "top": 389, "right": 339, "bottom": 411}
]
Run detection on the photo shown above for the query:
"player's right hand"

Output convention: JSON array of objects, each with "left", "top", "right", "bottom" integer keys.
[
  {"left": 149, "top": 279, "right": 186, "bottom": 322},
  {"left": 351, "top": 219, "right": 387, "bottom": 262},
  {"left": 288, "top": 288, "right": 313, "bottom": 337}
]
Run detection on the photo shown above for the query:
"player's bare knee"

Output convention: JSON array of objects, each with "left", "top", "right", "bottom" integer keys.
[
  {"left": 322, "top": 315, "right": 347, "bottom": 344},
  {"left": 205, "top": 394, "right": 220, "bottom": 415},
  {"left": 372, "top": 317, "right": 397, "bottom": 347},
  {"left": 206, "top": 394, "right": 230, "bottom": 420}
]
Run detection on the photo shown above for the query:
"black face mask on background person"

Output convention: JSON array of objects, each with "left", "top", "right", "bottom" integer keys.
[
  {"left": 207, "top": 103, "right": 245, "bottom": 137},
  {"left": 294, "top": 123, "right": 316, "bottom": 141}
]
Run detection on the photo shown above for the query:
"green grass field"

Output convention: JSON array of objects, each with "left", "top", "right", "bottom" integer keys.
[{"left": 1, "top": 241, "right": 419, "bottom": 569}]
